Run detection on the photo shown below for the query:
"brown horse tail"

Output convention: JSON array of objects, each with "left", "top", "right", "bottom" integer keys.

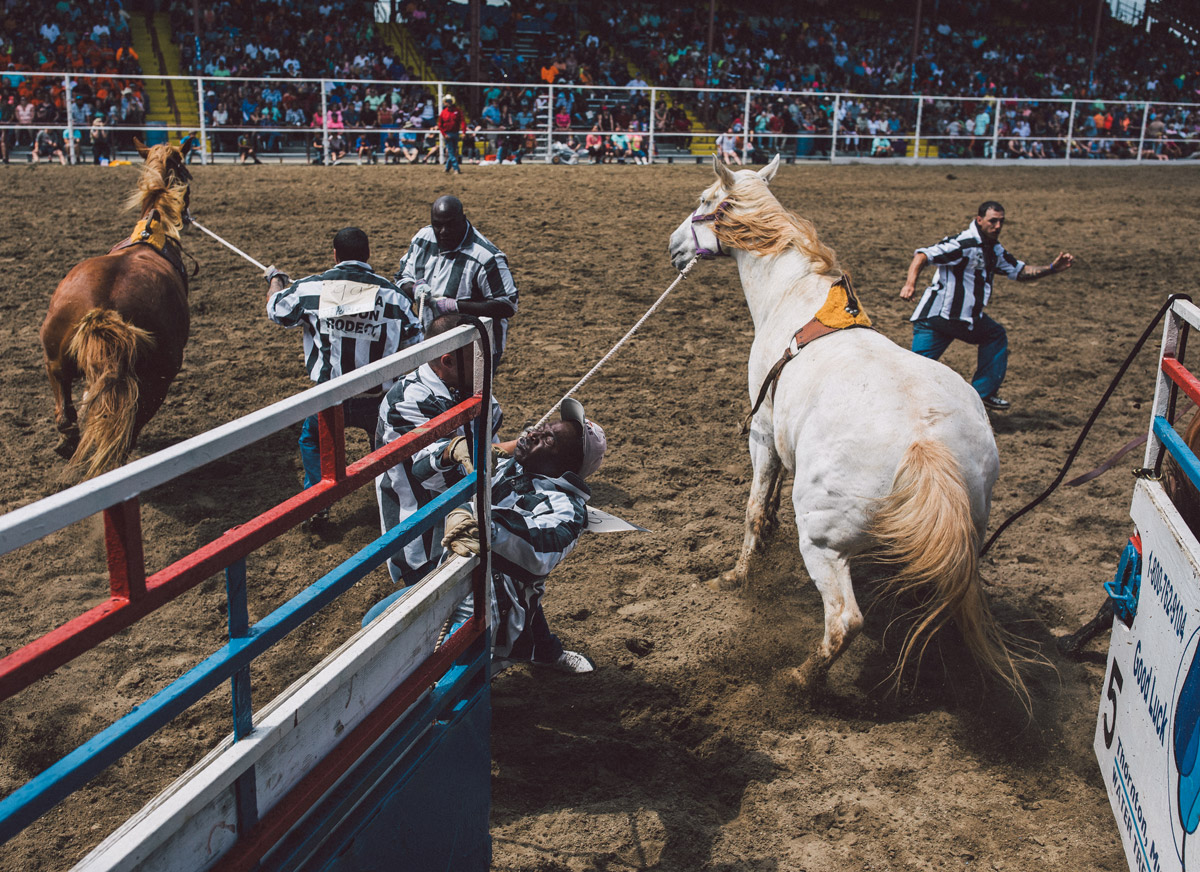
[
  {"left": 66, "top": 309, "right": 156, "bottom": 478},
  {"left": 870, "top": 440, "right": 1031, "bottom": 708}
]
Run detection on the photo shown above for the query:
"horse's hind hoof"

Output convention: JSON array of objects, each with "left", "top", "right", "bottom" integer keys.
[
  {"left": 705, "top": 569, "right": 745, "bottom": 592},
  {"left": 786, "top": 658, "right": 830, "bottom": 695},
  {"left": 54, "top": 431, "right": 79, "bottom": 459}
]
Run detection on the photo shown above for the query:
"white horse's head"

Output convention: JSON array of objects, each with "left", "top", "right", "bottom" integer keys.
[{"left": 668, "top": 154, "right": 781, "bottom": 272}]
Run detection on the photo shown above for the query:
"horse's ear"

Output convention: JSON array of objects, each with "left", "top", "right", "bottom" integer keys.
[
  {"left": 757, "top": 154, "right": 782, "bottom": 184},
  {"left": 712, "top": 154, "right": 736, "bottom": 188},
  {"left": 133, "top": 137, "right": 150, "bottom": 159},
  {"left": 179, "top": 138, "right": 192, "bottom": 158}
]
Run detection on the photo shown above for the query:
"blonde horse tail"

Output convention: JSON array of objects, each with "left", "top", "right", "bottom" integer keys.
[
  {"left": 66, "top": 309, "right": 156, "bottom": 479},
  {"left": 871, "top": 440, "right": 1030, "bottom": 707}
]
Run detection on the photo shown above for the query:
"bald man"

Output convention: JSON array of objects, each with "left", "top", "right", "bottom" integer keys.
[{"left": 394, "top": 195, "right": 518, "bottom": 370}]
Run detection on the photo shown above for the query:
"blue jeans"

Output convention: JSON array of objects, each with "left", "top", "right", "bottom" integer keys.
[
  {"left": 911, "top": 314, "right": 1008, "bottom": 400},
  {"left": 443, "top": 132, "right": 460, "bottom": 171},
  {"left": 299, "top": 394, "right": 383, "bottom": 489}
]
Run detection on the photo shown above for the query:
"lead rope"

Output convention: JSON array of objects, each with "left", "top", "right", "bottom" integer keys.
[
  {"left": 187, "top": 216, "right": 270, "bottom": 272},
  {"left": 532, "top": 257, "right": 700, "bottom": 429},
  {"left": 185, "top": 215, "right": 701, "bottom": 430}
]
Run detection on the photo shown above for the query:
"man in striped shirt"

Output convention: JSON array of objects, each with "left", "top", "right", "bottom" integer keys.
[
  {"left": 442, "top": 398, "right": 607, "bottom": 675},
  {"left": 900, "top": 201, "right": 1074, "bottom": 411},
  {"left": 374, "top": 315, "right": 503, "bottom": 586},
  {"left": 394, "top": 195, "right": 518, "bottom": 370},
  {"left": 266, "top": 227, "right": 423, "bottom": 510}
]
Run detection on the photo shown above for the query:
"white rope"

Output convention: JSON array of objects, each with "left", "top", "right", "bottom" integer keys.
[
  {"left": 184, "top": 213, "right": 696, "bottom": 430},
  {"left": 188, "top": 218, "right": 269, "bottom": 272},
  {"left": 533, "top": 256, "right": 699, "bottom": 429}
]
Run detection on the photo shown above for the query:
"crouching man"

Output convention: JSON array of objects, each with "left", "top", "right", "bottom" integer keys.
[{"left": 443, "top": 398, "right": 605, "bottom": 675}]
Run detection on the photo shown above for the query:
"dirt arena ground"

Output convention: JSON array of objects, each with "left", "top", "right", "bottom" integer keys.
[{"left": 1, "top": 160, "right": 1197, "bottom": 871}]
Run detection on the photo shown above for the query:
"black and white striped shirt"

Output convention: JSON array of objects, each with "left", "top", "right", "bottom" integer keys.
[
  {"left": 375, "top": 363, "right": 502, "bottom": 578},
  {"left": 909, "top": 221, "right": 1025, "bottom": 325},
  {"left": 395, "top": 223, "right": 519, "bottom": 354},
  {"left": 267, "top": 260, "right": 423, "bottom": 387},
  {"left": 488, "top": 458, "right": 590, "bottom": 658}
]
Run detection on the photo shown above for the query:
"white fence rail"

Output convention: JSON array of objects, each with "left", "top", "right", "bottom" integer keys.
[{"left": 9, "top": 70, "right": 1200, "bottom": 165}]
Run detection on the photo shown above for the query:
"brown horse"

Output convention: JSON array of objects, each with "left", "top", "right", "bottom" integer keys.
[{"left": 40, "top": 138, "right": 193, "bottom": 478}]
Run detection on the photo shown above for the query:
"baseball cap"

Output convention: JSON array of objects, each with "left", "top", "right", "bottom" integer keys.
[{"left": 559, "top": 398, "right": 606, "bottom": 479}]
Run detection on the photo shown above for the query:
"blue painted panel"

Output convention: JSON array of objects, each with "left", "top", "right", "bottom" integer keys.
[
  {"left": 1155, "top": 415, "right": 1200, "bottom": 492},
  {"left": 261, "top": 644, "right": 492, "bottom": 872}
]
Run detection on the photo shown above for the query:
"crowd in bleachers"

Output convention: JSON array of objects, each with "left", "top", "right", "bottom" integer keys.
[
  {"left": 3, "top": 0, "right": 1198, "bottom": 163},
  {"left": 0, "top": 0, "right": 150, "bottom": 162},
  {"left": 581, "top": 1, "right": 1200, "bottom": 159}
]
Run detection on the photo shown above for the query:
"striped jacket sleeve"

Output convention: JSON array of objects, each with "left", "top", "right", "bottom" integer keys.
[
  {"left": 266, "top": 276, "right": 317, "bottom": 327},
  {"left": 380, "top": 380, "right": 463, "bottom": 495},
  {"left": 490, "top": 488, "right": 586, "bottom": 583},
  {"left": 395, "top": 232, "right": 436, "bottom": 291},
  {"left": 995, "top": 244, "right": 1025, "bottom": 279},
  {"left": 917, "top": 233, "right": 969, "bottom": 265},
  {"left": 476, "top": 252, "right": 518, "bottom": 313}
]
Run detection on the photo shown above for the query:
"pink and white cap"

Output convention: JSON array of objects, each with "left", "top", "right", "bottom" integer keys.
[{"left": 559, "top": 398, "right": 606, "bottom": 479}]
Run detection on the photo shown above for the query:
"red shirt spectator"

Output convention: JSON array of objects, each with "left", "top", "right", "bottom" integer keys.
[{"left": 437, "top": 100, "right": 464, "bottom": 136}]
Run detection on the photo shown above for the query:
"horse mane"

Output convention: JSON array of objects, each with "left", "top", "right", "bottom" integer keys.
[
  {"left": 707, "top": 177, "right": 842, "bottom": 279},
  {"left": 124, "top": 144, "right": 189, "bottom": 241}
]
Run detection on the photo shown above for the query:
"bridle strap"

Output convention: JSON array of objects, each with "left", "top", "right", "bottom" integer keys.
[{"left": 689, "top": 201, "right": 729, "bottom": 259}]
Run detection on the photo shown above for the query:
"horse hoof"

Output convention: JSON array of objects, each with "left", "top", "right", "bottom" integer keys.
[
  {"left": 706, "top": 569, "right": 744, "bottom": 592},
  {"left": 54, "top": 432, "right": 79, "bottom": 459},
  {"left": 787, "top": 659, "right": 830, "bottom": 694}
]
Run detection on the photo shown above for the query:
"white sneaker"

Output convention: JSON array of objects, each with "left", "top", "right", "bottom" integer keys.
[
  {"left": 489, "top": 649, "right": 595, "bottom": 677},
  {"left": 550, "top": 649, "right": 595, "bottom": 674}
]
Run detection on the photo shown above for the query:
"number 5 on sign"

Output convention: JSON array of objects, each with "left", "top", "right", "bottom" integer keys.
[{"left": 1103, "top": 661, "right": 1124, "bottom": 750}]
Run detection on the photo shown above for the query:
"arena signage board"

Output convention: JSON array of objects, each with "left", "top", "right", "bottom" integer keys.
[{"left": 1095, "top": 479, "right": 1200, "bottom": 872}]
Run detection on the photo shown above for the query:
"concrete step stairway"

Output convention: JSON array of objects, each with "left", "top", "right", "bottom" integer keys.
[
  {"left": 906, "top": 139, "right": 939, "bottom": 158},
  {"left": 129, "top": 12, "right": 199, "bottom": 144},
  {"left": 378, "top": 23, "right": 439, "bottom": 84}
]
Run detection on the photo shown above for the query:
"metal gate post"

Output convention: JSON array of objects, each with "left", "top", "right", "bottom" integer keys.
[
  {"left": 64, "top": 74, "right": 75, "bottom": 164},
  {"left": 437, "top": 81, "right": 444, "bottom": 166},
  {"left": 196, "top": 76, "right": 208, "bottom": 164},
  {"left": 1066, "top": 99, "right": 1076, "bottom": 164},
  {"left": 991, "top": 98, "right": 1001, "bottom": 161},
  {"left": 321, "top": 81, "right": 329, "bottom": 165},
  {"left": 830, "top": 95, "right": 840, "bottom": 162},
  {"left": 1136, "top": 101, "right": 1150, "bottom": 163},
  {"left": 741, "top": 89, "right": 752, "bottom": 164},
  {"left": 648, "top": 87, "right": 657, "bottom": 163},
  {"left": 914, "top": 95, "right": 923, "bottom": 161},
  {"left": 545, "top": 84, "right": 554, "bottom": 163}
]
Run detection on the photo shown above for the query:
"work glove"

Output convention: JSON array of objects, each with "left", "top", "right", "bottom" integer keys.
[
  {"left": 412, "top": 280, "right": 432, "bottom": 302},
  {"left": 443, "top": 435, "right": 474, "bottom": 473},
  {"left": 430, "top": 297, "right": 458, "bottom": 317},
  {"left": 442, "top": 507, "right": 480, "bottom": 558},
  {"left": 264, "top": 265, "right": 290, "bottom": 285}
]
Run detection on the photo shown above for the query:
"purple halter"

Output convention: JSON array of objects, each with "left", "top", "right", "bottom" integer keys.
[{"left": 689, "top": 201, "right": 730, "bottom": 259}]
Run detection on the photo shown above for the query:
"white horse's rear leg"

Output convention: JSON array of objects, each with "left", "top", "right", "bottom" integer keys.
[
  {"left": 790, "top": 543, "right": 863, "bottom": 691},
  {"left": 720, "top": 426, "right": 782, "bottom": 587}
]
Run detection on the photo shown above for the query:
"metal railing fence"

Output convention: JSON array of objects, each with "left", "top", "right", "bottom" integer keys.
[{"left": 6, "top": 70, "right": 1198, "bottom": 164}]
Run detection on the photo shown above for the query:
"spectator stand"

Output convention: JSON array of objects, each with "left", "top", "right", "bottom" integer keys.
[{"left": 0, "top": 322, "right": 497, "bottom": 870}]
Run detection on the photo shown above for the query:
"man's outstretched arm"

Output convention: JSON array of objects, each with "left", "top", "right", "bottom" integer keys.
[{"left": 1017, "top": 251, "right": 1074, "bottom": 281}]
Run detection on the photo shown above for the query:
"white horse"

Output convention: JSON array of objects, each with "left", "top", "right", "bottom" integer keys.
[{"left": 669, "top": 156, "right": 1025, "bottom": 699}]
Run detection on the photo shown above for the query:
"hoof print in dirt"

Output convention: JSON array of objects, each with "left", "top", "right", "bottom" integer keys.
[{"left": 625, "top": 637, "right": 654, "bottom": 657}]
